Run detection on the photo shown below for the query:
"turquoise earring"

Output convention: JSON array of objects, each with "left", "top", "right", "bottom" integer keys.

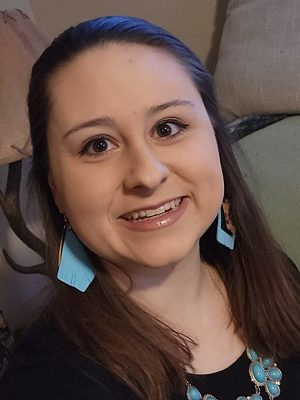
[
  {"left": 216, "top": 200, "right": 236, "bottom": 250},
  {"left": 57, "top": 223, "right": 96, "bottom": 292}
]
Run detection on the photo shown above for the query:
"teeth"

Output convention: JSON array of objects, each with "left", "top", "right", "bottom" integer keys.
[
  {"left": 164, "top": 202, "right": 171, "bottom": 211},
  {"left": 145, "top": 209, "right": 156, "bottom": 217},
  {"left": 156, "top": 205, "right": 166, "bottom": 215},
  {"left": 132, "top": 212, "right": 139, "bottom": 220},
  {"left": 123, "top": 197, "right": 183, "bottom": 221}
]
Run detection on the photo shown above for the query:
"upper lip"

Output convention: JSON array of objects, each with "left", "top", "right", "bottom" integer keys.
[{"left": 119, "top": 196, "right": 185, "bottom": 217}]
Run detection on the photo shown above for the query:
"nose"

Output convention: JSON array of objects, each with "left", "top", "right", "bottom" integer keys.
[{"left": 123, "top": 147, "right": 170, "bottom": 193}]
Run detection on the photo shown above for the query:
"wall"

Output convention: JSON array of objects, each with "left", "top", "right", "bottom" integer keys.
[
  {"left": 0, "top": 0, "right": 33, "bottom": 19},
  {"left": 29, "top": 0, "right": 228, "bottom": 69}
]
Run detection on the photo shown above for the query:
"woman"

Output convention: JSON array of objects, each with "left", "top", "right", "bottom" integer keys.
[{"left": 0, "top": 16, "right": 299, "bottom": 400}]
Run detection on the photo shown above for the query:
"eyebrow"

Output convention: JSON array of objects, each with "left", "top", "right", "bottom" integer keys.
[
  {"left": 63, "top": 99, "right": 195, "bottom": 138},
  {"left": 148, "top": 99, "right": 195, "bottom": 115},
  {"left": 63, "top": 116, "right": 114, "bottom": 139}
]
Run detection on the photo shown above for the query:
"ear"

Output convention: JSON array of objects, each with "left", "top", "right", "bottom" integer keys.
[{"left": 48, "top": 172, "right": 63, "bottom": 212}]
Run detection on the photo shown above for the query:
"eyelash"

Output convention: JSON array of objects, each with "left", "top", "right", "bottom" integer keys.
[
  {"left": 78, "top": 135, "right": 117, "bottom": 158},
  {"left": 153, "top": 119, "right": 189, "bottom": 140},
  {"left": 78, "top": 119, "right": 189, "bottom": 158}
]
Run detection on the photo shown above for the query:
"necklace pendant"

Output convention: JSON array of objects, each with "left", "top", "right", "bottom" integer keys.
[
  {"left": 247, "top": 348, "right": 282, "bottom": 399},
  {"left": 186, "top": 382, "right": 218, "bottom": 400},
  {"left": 265, "top": 381, "right": 281, "bottom": 398},
  {"left": 186, "top": 348, "right": 282, "bottom": 400},
  {"left": 186, "top": 384, "right": 202, "bottom": 400},
  {"left": 249, "top": 363, "right": 267, "bottom": 386}
]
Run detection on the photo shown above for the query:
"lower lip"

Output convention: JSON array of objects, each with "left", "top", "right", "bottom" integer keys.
[{"left": 119, "top": 197, "right": 189, "bottom": 232}]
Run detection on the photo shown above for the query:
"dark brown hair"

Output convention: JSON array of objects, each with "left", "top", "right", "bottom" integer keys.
[{"left": 28, "top": 16, "right": 300, "bottom": 400}]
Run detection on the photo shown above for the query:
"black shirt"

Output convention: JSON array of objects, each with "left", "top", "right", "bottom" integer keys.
[{"left": 0, "top": 320, "right": 299, "bottom": 400}]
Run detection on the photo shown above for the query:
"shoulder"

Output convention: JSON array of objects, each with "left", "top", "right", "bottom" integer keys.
[{"left": 0, "top": 318, "right": 136, "bottom": 400}]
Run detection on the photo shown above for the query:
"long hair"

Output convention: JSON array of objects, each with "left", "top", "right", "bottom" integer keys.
[{"left": 28, "top": 16, "right": 300, "bottom": 400}]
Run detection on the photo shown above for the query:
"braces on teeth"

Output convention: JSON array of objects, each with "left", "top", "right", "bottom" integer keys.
[{"left": 123, "top": 198, "right": 182, "bottom": 221}]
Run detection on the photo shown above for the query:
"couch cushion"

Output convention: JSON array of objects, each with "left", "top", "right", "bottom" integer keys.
[
  {"left": 233, "top": 116, "right": 300, "bottom": 266},
  {"left": 214, "top": 0, "right": 300, "bottom": 121},
  {"left": 0, "top": 9, "right": 48, "bottom": 165}
]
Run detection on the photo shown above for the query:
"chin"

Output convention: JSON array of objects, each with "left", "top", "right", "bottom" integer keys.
[{"left": 126, "top": 237, "right": 200, "bottom": 270}]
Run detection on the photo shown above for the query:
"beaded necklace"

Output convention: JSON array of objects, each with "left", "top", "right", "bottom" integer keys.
[
  {"left": 186, "top": 347, "right": 282, "bottom": 400},
  {"left": 186, "top": 267, "right": 283, "bottom": 400}
]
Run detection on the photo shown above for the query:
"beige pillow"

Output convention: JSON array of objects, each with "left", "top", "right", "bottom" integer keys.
[
  {"left": 0, "top": 9, "right": 48, "bottom": 165},
  {"left": 233, "top": 116, "right": 300, "bottom": 267},
  {"left": 214, "top": 0, "right": 300, "bottom": 121}
]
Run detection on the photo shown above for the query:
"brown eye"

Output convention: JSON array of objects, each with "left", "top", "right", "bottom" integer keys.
[
  {"left": 154, "top": 120, "right": 189, "bottom": 140},
  {"left": 156, "top": 122, "right": 179, "bottom": 137},
  {"left": 79, "top": 136, "right": 117, "bottom": 157},
  {"left": 91, "top": 138, "right": 108, "bottom": 152},
  {"left": 157, "top": 122, "right": 173, "bottom": 137}
]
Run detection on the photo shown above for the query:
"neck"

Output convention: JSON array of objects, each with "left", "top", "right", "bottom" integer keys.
[
  {"left": 105, "top": 245, "right": 208, "bottom": 322},
  {"left": 104, "top": 245, "right": 245, "bottom": 373},
  {"left": 105, "top": 246, "right": 236, "bottom": 331}
]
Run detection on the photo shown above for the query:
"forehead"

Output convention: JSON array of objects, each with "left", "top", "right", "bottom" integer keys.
[
  {"left": 50, "top": 42, "right": 191, "bottom": 83},
  {"left": 48, "top": 43, "right": 201, "bottom": 124}
]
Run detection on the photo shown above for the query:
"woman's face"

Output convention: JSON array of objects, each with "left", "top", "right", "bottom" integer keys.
[{"left": 47, "top": 43, "right": 224, "bottom": 271}]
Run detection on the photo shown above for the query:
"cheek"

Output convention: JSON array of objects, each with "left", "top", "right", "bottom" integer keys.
[
  {"left": 180, "top": 133, "right": 223, "bottom": 188},
  {"left": 50, "top": 161, "right": 117, "bottom": 220},
  {"left": 183, "top": 137, "right": 224, "bottom": 227}
]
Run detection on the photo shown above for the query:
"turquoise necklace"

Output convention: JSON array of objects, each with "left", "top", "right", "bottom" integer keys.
[{"left": 186, "top": 348, "right": 282, "bottom": 400}]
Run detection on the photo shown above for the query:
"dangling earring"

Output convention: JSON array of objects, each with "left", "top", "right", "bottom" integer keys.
[
  {"left": 216, "top": 199, "right": 236, "bottom": 250},
  {"left": 57, "top": 218, "right": 96, "bottom": 292}
]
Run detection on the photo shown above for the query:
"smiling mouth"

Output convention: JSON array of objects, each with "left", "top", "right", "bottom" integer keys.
[{"left": 121, "top": 197, "right": 183, "bottom": 222}]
